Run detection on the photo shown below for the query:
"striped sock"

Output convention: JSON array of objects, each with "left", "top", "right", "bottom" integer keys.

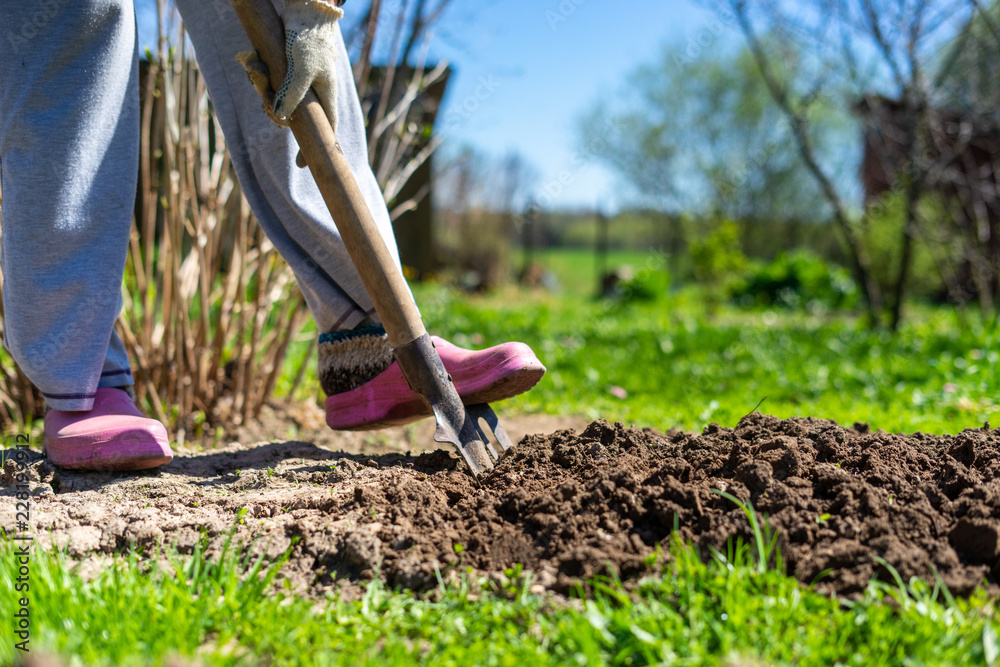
[{"left": 317, "top": 324, "right": 394, "bottom": 395}]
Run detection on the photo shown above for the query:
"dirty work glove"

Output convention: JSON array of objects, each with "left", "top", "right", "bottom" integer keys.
[
  {"left": 236, "top": 0, "right": 346, "bottom": 135},
  {"left": 318, "top": 324, "right": 395, "bottom": 396}
]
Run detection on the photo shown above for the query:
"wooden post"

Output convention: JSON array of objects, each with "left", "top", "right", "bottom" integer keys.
[{"left": 595, "top": 207, "right": 608, "bottom": 297}]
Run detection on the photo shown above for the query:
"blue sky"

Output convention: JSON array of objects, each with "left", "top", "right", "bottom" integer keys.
[
  {"left": 418, "top": 0, "right": 722, "bottom": 210},
  {"left": 139, "top": 1, "right": 725, "bottom": 210}
]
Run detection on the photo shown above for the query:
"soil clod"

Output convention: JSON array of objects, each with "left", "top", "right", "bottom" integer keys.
[{"left": 3, "top": 414, "right": 999, "bottom": 598}]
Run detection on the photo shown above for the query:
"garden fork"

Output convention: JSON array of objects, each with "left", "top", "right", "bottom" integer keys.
[{"left": 230, "top": 0, "right": 512, "bottom": 477}]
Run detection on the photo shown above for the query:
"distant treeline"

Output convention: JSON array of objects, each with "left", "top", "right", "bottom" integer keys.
[{"left": 526, "top": 209, "right": 844, "bottom": 273}]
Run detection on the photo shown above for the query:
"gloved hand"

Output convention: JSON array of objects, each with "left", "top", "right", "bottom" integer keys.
[{"left": 237, "top": 0, "right": 346, "bottom": 135}]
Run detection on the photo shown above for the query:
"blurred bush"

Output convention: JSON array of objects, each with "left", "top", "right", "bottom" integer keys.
[
  {"left": 616, "top": 268, "right": 671, "bottom": 303},
  {"left": 730, "top": 250, "right": 859, "bottom": 311},
  {"left": 690, "top": 220, "right": 748, "bottom": 313}
]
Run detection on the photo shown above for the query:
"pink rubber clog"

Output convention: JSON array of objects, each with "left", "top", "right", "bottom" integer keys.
[
  {"left": 43, "top": 388, "right": 174, "bottom": 470},
  {"left": 325, "top": 337, "right": 546, "bottom": 431}
]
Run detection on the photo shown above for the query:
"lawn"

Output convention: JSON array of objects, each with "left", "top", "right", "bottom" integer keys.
[
  {"left": 527, "top": 247, "right": 658, "bottom": 298},
  {"left": 414, "top": 282, "right": 1000, "bottom": 435},
  {"left": 3, "top": 529, "right": 998, "bottom": 666},
  {"left": 3, "top": 267, "right": 1000, "bottom": 665}
]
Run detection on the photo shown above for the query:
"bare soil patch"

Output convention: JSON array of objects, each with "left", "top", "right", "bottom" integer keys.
[{"left": 3, "top": 411, "right": 999, "bottom": 599}]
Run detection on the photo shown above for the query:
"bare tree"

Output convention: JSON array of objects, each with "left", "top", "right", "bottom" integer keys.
[
  {"left": 433, "top": 147, "right": 538, "bottom": 289},
  {"left": 343, "top": 0, "right": 455, "bottom": 218},
  {"left": 729, "top": 0, "right": 885, "bottom": 325},
  {"left": 723, "top": 0, "right": 988, "bottom": 328}
]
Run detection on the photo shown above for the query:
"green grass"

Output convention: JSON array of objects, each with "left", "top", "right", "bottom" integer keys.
[
  {"left": 528, "top": 248, "right": 659, "bottom": 298},
  {"left": 8, "top": 256, "right": 1000, "bottom": 664},
  {"left": 411, "top": 283, "right": 1000, "bottom": 435},
  {"left": 279, "top": 249, "right": 998, "bottom": 437},
  {"left": 2, "top": 530, "right": 998, "bottom": 667},
  {"left": 272, "top": 248, "right": 660, "bottom": 402}
]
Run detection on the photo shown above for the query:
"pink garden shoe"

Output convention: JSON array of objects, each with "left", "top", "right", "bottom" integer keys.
[
  {"left": 326, "top": 337, "right": 546, "bottom": 430},
  {"left": 44, "top": 388, "right": 174, "bottom": 471}
]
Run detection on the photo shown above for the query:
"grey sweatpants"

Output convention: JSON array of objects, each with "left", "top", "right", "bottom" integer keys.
[{"left": 0, "top": 0, "right": 404, "bottom": 411}]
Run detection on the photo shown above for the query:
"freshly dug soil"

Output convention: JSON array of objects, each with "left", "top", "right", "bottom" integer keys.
[{"left": 3, "top": 413, "right": 999, "bottom": 599}]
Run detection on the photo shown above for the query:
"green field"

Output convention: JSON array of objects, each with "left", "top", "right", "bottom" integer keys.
[
  {"left": 414, "top": 283, "right": 1000, "bottom": 435},
  {"left": 3, "top": 267, "right": 1000, "bottom": 665},
  {"left": 528, "top": 248, "right": 660, "bottom": 298}
]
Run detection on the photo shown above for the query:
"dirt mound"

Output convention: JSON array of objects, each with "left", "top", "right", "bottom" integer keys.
[{"left": 3, "top": 414, "right": 1000, "bottom": 598}]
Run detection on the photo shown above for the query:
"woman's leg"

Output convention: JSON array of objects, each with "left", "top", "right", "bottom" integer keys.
[
  {"left": 175, "top": 0, "right": 410, "bottom": 397},
  {"left": 175, "top": 0, "right": 545, "bottom": 429},
  {"left": 0, "top": 0, "right": 138, "bottom": 412},
  {"left": 173, "top": 0, "right": 405, "bottom": 335},
  {"left": 1, "top": 0, "right": 171, "bottom": 471}
]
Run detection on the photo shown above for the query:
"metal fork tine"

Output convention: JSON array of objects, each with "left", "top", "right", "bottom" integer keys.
[
  {"left": 471, "top": 420, "right": 500, "bottom": 462},
  {"left": 468, "top": 403, "right": 514, "bottom": 457}
]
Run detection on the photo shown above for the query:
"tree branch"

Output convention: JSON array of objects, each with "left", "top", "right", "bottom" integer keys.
[{"left": 731, "top": 0, "right": 884, "bottom": 323}]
